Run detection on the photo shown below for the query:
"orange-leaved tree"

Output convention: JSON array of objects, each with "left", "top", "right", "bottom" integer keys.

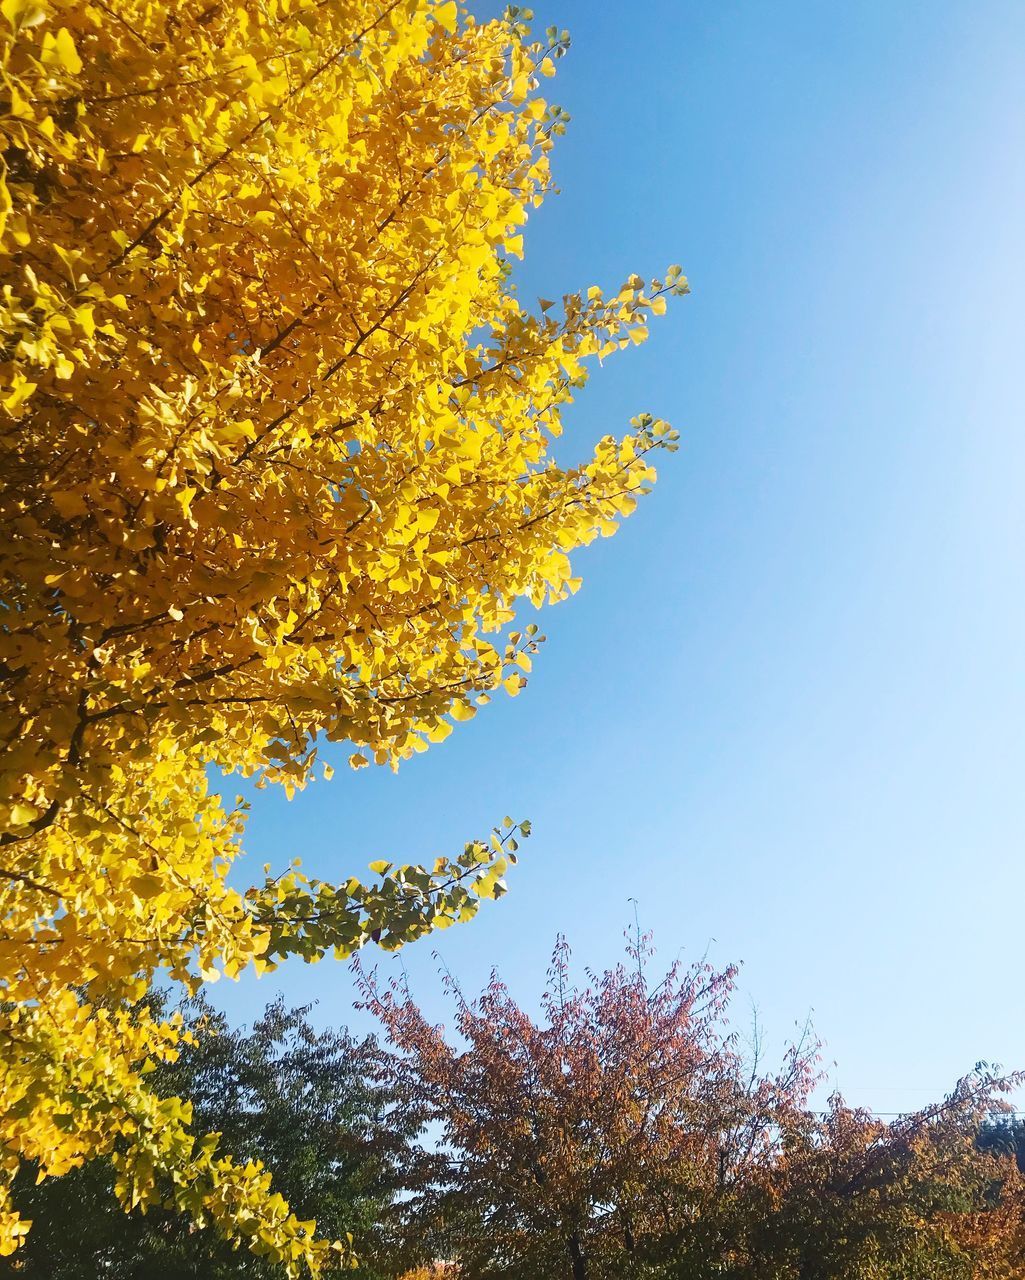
[
  {"left": 359, "top": 935, "right": 821, "bottom": 1278},
  {"left": 0, "top": 0, "right": 686, "bottom": 1269},
  {"left": 361, "top": 936, "right": 1025, "bottom": 1280}
]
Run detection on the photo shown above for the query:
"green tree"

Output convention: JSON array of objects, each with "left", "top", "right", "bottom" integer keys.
[
  {"left": 5, "top": 997, "right": 410, "bottom": 1278},
  {"left": 979, "top": 1116, "right": 1025, "bottom": 1172}
]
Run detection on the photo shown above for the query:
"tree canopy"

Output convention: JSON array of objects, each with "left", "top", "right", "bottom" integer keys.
[
  {"left": 6, "top": 996, "right": 411, "bottom": 1279},
  {"left": 5, "top": 944, "right": 1022, "bottom": 1279},
  {"left": 362, "top": 935, "right": 1025, "bottom": 1280},
  {"left": 0, "top": 0, "right": 683, "bottom": 1267}
]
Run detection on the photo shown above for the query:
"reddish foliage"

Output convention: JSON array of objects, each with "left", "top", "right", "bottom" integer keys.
[
  {"left": 360, "top": 934, "right": 1025, "bottom": 1280},
  {"left": 359, "top": 934, "right": 820, "bottom": 1277}
]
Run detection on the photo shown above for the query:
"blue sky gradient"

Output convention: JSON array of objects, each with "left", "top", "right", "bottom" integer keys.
[{"left": 212, "top": 0, "right": 1025, "bottom": 1114}]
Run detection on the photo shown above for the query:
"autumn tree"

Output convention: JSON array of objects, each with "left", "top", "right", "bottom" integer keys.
[
  {"left": 675, "top": 1078, "right": 1025, "bottom": 1280},
  {"left": 361, "top": 936, "right": 1025, "bottom": 1280},
  {"left": 359, "top": 935, "right": 821, "bottom": 1279},
  {"left": 0, "top": 0, "right": 685, "bottom": 1268}
]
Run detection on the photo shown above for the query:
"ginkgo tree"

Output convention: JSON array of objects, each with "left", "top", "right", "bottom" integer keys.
[{"left": 0, "top": 0, "right": 686, "bottom": 1270}]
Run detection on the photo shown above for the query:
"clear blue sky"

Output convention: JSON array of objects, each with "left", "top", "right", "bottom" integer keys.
[{"left": 212, "top": 0, "right": 1025, "bottom": 1115}]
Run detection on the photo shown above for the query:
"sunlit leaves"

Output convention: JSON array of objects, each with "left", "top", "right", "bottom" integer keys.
[{"left": 0, "top": 0, "right": 683, "bottom": 1268}]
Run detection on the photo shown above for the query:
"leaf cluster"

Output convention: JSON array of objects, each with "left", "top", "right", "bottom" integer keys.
[
  {"left": 0, "top": 0, "right": 683, "bottom": 1267},
  {"left": 362, "top": 936, "right": 1025, "bottom": 1280}
]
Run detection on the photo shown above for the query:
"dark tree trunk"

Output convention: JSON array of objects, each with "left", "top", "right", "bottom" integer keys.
[{"left": 568, "top": 1231, "right": 589, "bottom": 1280}]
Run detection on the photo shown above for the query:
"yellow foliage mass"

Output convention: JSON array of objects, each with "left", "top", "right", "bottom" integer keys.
[{"left": 0, "top": 0, "right": 685, "bottom": 1269}]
